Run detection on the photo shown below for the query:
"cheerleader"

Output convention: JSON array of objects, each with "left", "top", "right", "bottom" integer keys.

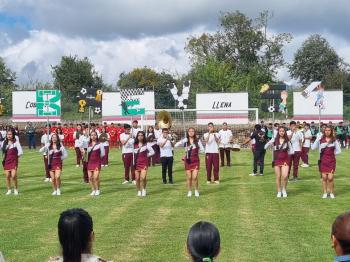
[
  {"left": 134, "top": 131, "right": 154, "bottom": 197},
  {"left": 265, "top": 127, "right": 293, "bottom": 198},
  {"left": 81, "top": 131, "right": 105, "bottom": 196},
  {"left": 39, "top": 133, "right": 68, "bottom": 195},
  {"left": 99, "top": 127, "right": 110, "bottom": 167},
  {"left": 1, "top": 130, "right": 23, "bottom": 195},
  {"left": 73, "top": 124, "right": 84, "bottom": 167},
  {"left": 175, "top": 128, "right": 204, "bottom": 197},
  {"left": 311, "top": 126, "right": 341, "bottom": 198}
]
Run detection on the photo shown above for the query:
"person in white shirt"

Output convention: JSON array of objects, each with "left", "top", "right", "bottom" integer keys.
[
  {"left": 99, "top": 127, "right": 110, "bottom": 167},
  {"left": 1, "top": 129, "right": 23, "bottom": 195},
  {"left": 73, "top": 124, "right": 84, "bottom": 167},
  {"left": 157, "top": 128, "right": 174, "bottom": 184},
  {"left": 79, "top": 128, "right": 90, "bottom": 183},
  {"left": 41, "top": 126, "right": 52, "bottom": 182},
  {"left": 218, "top": 122, "right": 233, "bottom": 167},
  {"left": 39, "top": 133, "right": 68, "bottom": 196},
  {"left": 301, "top": 123, "right": 312, "bottom": 167},
  {"left": 120, "top": 124, "right": 135, "bottom": 184},
  {"left": 287, "top": 121, "right": 304, "bottom": 181},
  {"left": 146, "top": 126, "right": 157, "bottom": 166},
  {"left": 203, "top": 122, "right": 221, "bottom": 184},
  {"left": 153, "top": 123, "right": 162, "bottom": 164},
  {"left": 131, "top": 120, "right": 141, "bottom": 138}
]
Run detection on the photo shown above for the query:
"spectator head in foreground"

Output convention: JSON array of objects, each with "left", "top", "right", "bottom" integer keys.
[
  {"left": 332, "top": 212, "right": 350, "bottom": 261},
  {"left": 58, "top": 208, "right": 94, "bottom": 262},
  {"left": 187, "top": 221, "right": 220, "bottom": 262}
]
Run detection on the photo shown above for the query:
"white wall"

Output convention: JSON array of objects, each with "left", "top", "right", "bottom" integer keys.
[
  {"left": 196, "top": 93, "right": 249, "bottom": 124},
  {"left": 293, "top": 91, "right": 343, "bottom": 123}
]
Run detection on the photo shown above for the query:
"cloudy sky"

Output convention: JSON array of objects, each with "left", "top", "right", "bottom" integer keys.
[{"left": 0, "top": 0, "right": 350, "bottom": 86}]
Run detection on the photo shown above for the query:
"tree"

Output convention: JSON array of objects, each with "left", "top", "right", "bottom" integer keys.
[
  {"left": 185, "top": 11, "right": 291, "bottom": 107},
  {"left": 289, "top": 34, "right": 341, "bottom": 85},
  {"left": 117, "top": 67, "right": 177, "bottom": 108},
  {"left": 0, "top": 57, "right": 17, "bottom": 115}
]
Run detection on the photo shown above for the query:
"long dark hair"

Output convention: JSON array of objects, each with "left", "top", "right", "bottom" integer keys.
[
  {"left": 323, "top": 125, "right": 336, "bottom": 143},
  {"left": 274, "top": 127, "right": 289, "bottom": 146},
  {"left": 187, "top": 221, "right": 220, "bottom": 262},
  {"left": 186, "top": 128, "right": 199, "bottom": 148},
  {"left": 2, "top": 130, "right": 16, "bottom": 154},
  {"left": 49, "top": 133, "right": 62, "bottom": 151},
  {"left": 89, "top": 131, "right": 99, "bottom": 145},
  {"left": 75, "top": 124, "right": 83, "bottom": 140},
  {"left": 58, "top": 208, "right": 93, "bottom": 262},
  {"left": 134, "top": 131, "right": 147, "bottom": 145},
  {"left": 332, "top": 212, "right": 350, "bottom": 255}
]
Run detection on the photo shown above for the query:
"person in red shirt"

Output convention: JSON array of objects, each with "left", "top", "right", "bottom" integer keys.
[
  {"left": 68, "top": 123, "right": 75, "bottom": 148},
  {"left": 109, "top": 123, "right": 117, "bottom": 148},
  {"left": 116, "top": 123, "right": 124, "bottom": 149},
  {"left": 62, "top": 123, "right": 69, "bottom": 147},
  {"left": 51, "top": 122, "right": 58, "bottom": 134}
]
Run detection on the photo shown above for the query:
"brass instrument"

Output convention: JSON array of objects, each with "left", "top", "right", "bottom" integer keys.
[{"left": 157, "top": 111, "right": 172, "bottom": 129}]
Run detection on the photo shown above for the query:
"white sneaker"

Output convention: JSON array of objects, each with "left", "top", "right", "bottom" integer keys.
[
  {"left": 301, "top": 163, "right": 309, "bottom": 167},
  {"left": 14, "top": 189, "right": 19, "bottom": 195},
  {"left": 214, "top": 180, "right": 220, "bottom": 184},
  {"left": 132, "top": 180, "right": 136, "bottom": 185},
  {"left": 44, "top": 178, "right": 50, "bottom": 182},
  {"left": 122, "top": 180, "right": 129, "bottom": 185},
  {"left": 52, "top": 190, "right": 57, "bottom": 196},
  {"left": 259, "top": 173, "right": 264, "bottom": 176},
  {"left": 56, "top": 189, "right": 61, "bottom": 196},
  {"left": 194, "top": 190, "right": 200, "bottom": 197},
  {"left": 49, "top": 178, "right": 52, "bottom": 182},
  {"left": 137, "top": 191, "right": 142, "bottom": 197},
  {"left": 95, "top": 190, "right": 100, "bottom": 196},
  {"left": 206, "top": 181, "right": 211, "bottom": 184},
  {"left": 277, "top": 192, "right": 282, "bottom": 198},
  {"left": 105, "top": 165, "right": 109, "bottom": 167},
  {"left": 187, "top": 191, "right": 192, "bottom": 197},
  {"left": 5, "top": 189, "right": 11, "bottom": 195},
  {"left": 329, "top": 193, "right": 335, "bottom": 199},
  {"left": 249, "top": 173, "right": 257, "bottom": 176},
  {"left": 322, "top": 193, "right": 328, "bottom": 199},
  {"left": 76, "top": 164, "right": 80, "bottom": 167},
  {"left": 101, "top": 165, "right": 105, "bottom": 167},
  {"left": 282, "top": 190, "right": 287, "bottom": 198},
  {"left": 90, "top": 190, "right": 96, "bottom": 196},
  {"left": 141, "top": 189, "right": 146, "bottom": 197}
]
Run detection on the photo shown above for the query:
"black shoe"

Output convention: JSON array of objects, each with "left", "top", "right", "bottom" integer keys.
[
  {"left": 169, "top": 181, "right": 174, "bottom": 184},
  {"left": 163, "top": 181, "right": 167, "bottom": 184}
]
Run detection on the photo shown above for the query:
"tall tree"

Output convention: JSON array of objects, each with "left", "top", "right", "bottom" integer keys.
[
  {"left": 117, "top": 67, "right": 177, "bottom": 109},
  {"left": 0, "top": 57, "right": 17, "bottom": 115},
  {"left": 289, "top": 34, "right": 341, "bottom": 85}
]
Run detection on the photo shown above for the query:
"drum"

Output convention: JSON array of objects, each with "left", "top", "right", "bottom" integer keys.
[{"left": 231, "top": 144, "right": 241, "bottom": 151}]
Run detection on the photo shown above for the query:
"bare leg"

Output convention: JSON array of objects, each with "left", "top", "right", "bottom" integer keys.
[
  {"left": 281, "top": 165, "right": 289, "bottom": 191},
  {"left": 322, "top": 173, "right": 328, "bottom": 193},
  {"left": 186, "top": 170, "right": 192, "bottom": 191},
  {"left": 140, "top": 169, "right": 147, "bottom": 190},
  {"left": 11, "top": 170, "right": 18, "bottom": 189},
  {"left": 93, "top": 171, "right": 100, "bottom": 190},
  {"left": 5, "top": 171, "right": 11, "bottom": 190},
  {"left": 50, "top": 171, "right": 56, "bottom": 190},
  {"left": 328, "top": 173, "right": 335, "bottom": 194},
  {"left": 192, "top": 170, "right": 199, "bottom": 190},
  {"left": 135, "top": 171, "right": 141, "bottom": 191},
  {"left": 274, "top": 166, "right": 281, "bottom": 193},
  {"left": 55, "top": 171, "right": 61, "bottom": 189},
  {"left": 88, "top": 171, "right": 94, "bottom": 191}
]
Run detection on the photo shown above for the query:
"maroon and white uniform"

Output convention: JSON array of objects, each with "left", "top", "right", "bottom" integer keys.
[
  {"left": 120, "top": 132, "right": 135, "bottom": 181},
  {"left": 265, "top": 138, "right": 294, "bottom": 166},
  {"left": 134, "top": 144, "right": 155, "bottom": 171},
  {"left": 312, "top": 136, "right": 341, "bottom": 173},
  {"left": 39, "top": 145, "right": 68, "bottom": 171},
  {"left": 87, "top": 143, "right": 105, "bottom": 171},
  {"left": 175, "top": 138, "right": 204, "bottom": 171},
  {"left": 1, "top": 140, "right": 23, "bottom": 170}
]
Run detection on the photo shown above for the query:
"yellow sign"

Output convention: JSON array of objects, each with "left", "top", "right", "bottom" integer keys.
[{"left": 78, "top": 100, "right": 87, "bottom": 113}]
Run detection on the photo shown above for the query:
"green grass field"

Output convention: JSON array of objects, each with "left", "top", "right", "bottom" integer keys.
[{"left": 0, "top": 148, "right": 349, "bottom": 262}]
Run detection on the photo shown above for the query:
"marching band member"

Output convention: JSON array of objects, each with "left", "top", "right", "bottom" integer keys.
[
  {"left": 265, "top": 127, "right": 293, "bottom": 198},
  {"left": 116, "top": 123, "right": 124, "bottom": 149},
  {"left": 82, "top": 131, "right": 105, "bottom": 196},
  {"left": 175, "top": 128, "right": 204, "bottom": 197},
  {"left": 120, "top": 124, "right": 135, "bottom": 184},
  {"left": 287, "top": 121, "right": 304, "bottom": 181},
  {"left": 131, "top": 120, "right": 141, "bottom": 138},
  {"left": 99, "top": 127, "right": 110, "bottom": 167},
  {"left": 301, "top": 123, "right": 312, "bottom": 167},
  {"left": 311, "top": 126, "right": 341, "bottom": 198},
  {"left": 146, "top": 126, "right": 157, "bottom": 166},
  {"left": 39, "top": 133, "right": 68, "bottom": 196},
  {"left": 203, "top": 122, "right": 221, "bottom": 184},
  {"left": 218, "top": 122, "right": 233, "bottom": 167},
  {"left": 79, "top": 128, "right": 90, "bottom": 184},
  {"left": 134, "top": 131, "right": 155, "bottom": 197},
  {"left": 56, "top": 127, "right": 64, "bottom": 142},
  {"left": 41, "top": 126, "right": 51, "bottom": 182},
  {"left": 1, "top": 130, "right": 23, "bottom": 195},
  {"left": 153, "top": 123, "right": 162, "bottom": 164},
  {"left": 157, "top": 128, "right": 174, "bottom": 184},
  {"left": 74, "top": 124, "right": 84, "bottom": 167}
]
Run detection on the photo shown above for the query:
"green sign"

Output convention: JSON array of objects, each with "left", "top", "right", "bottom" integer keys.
[
  {"left": 36, "top": 90, "right": 61, "bottom": 116},
  {"left": 121, "top": 100, "right": 145, "bottom": 116}
]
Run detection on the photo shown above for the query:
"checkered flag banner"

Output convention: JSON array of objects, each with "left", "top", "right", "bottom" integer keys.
[{"left": 120, "top": 88, "right": 144, "bottom": 102}]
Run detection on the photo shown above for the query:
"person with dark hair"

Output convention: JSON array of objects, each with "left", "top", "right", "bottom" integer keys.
[
  {"left": 157, "top": 128, "right": 174, "bottom": 184},
  {"left": 312, "top": 126, "right": 341, "bottom": 198},
  {"left": 81, "top": 131, "right": 105, "bottom": 196},
  {"left": 1, "top": 130, "right": 23, "bottom": 195},
  {"left": 331, "top": 212, "right": 350, "bottom": 262},
  {"left": 41, "top": 125, "right": 52, "bottom": 182},
  {"left": 175, "top": 128, "right": 204, "bottom": 197},
  {"left": 131, "top": 120, "right": 141, "bottom": 138},
  {"left": 336, "top": 122, "right": 346, "bottom": 148},
  {"left": 243, "top": 124, "right": 268, "bottom": 176},
  {"left": 301, "top": 123, "right": 312, "bottom": 167},
  {"left": 203, "top": 122, "right": 221, "bottom": 184},
  {"left": 134, "top": 131, "right": 154, "bottom": 197},
  {"left": 25, "top": 121, "right": 36, "bottom": 149},
  {"left": 146, "top": 126, "right": 157, "bottom": 166},
  {"left": 187, "top": 221, "right": 221, "bottom": 262},
  {"left": 218, "top": 122, "right": 233, "bottom": 167},
  {"left": 99, "top": 127, "right": 110, "bottom": 167},
  {"left": 287, "top": 121, "right": 304, "bottom": 181},
  {"left": 120, "top": 124, "right": 135, "bottom": 184},
  {"left": 39, "top": 133, "right": 68, "bottom": 196},
  {"left": 74, "top": 124, "right": 84, "bottom": 167},
  {"left": 265, "top": 127, "right": 293, "bottom": 198},
  {"left": 49, "top": 208, "right": 107, "bottom": 262}
]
